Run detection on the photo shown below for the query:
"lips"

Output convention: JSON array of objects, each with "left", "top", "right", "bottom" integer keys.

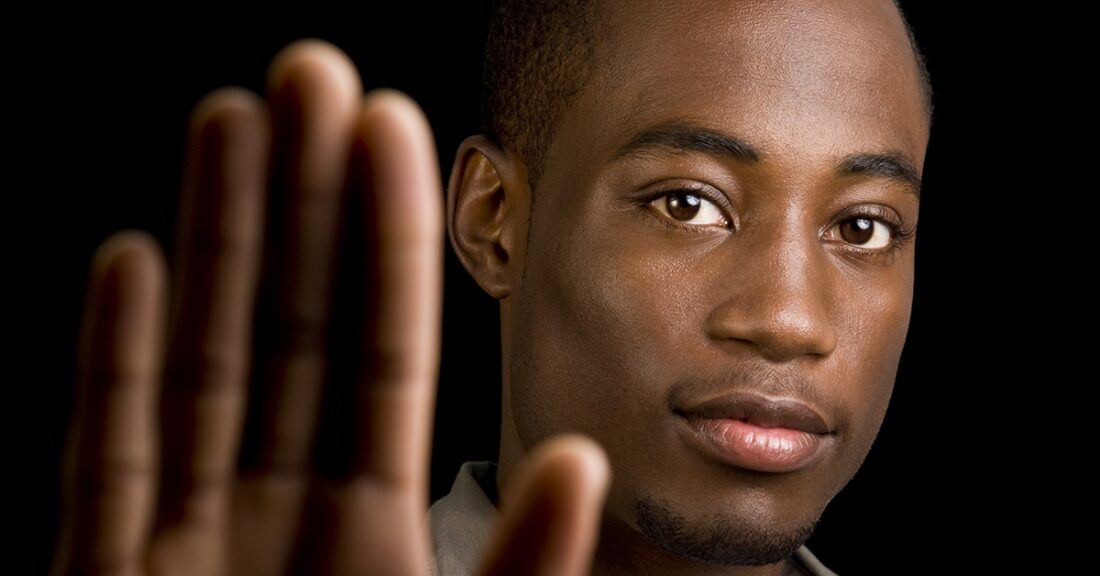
[{"left": 675, "top": 390, "right": 834, "bottom": 473}]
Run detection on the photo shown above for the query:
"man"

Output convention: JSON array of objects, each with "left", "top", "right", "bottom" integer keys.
[{"left": 52, "top": 0, "right": 930, "bottom": 574}]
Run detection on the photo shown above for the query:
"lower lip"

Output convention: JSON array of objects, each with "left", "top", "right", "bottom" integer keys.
[{"left": 679, "top": 416, "right": 828, "bottom": 473}]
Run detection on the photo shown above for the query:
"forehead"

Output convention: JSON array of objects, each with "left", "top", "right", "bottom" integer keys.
[{"left": 550, "top": 0, "right": 928, "bottom": 176}]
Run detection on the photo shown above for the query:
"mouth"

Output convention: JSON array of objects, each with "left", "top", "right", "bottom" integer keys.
[{"left": 674, "top": 391, "right": 835, "bottom": 474}]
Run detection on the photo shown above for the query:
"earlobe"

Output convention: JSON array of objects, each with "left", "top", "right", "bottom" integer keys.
[{"left": 447, "top": 135, "right": 530, "bottom": 300}]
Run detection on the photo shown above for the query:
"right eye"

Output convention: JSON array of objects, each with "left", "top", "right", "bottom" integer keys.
[{"left": 649, "top": 190, "right": 729, "bottom": 228}]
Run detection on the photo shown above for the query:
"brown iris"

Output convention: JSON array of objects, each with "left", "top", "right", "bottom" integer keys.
[
  {"left": 839, "top": 217, "right": 875, "bottom": 245},
  {"left": 666, "top": 192, "right": 702, "bottom": 221}
]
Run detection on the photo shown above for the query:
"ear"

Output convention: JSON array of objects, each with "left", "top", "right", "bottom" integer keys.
[{"left": 446, "top": 135, "right": 532, "bottom": 299}]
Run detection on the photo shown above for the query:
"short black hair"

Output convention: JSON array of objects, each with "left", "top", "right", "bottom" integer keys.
[
  {"left": 482, "top": 0, "right": 932, "bottom": 190},
  {"left": 481, "top": 0, "right": 596, "bottom": 189}
]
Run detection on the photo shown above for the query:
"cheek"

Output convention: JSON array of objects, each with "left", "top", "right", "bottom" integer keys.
[
  {"left": 507, "top": 214, "right": 700, "bottom": 452},
  {"left": 830, "top": 259, "right": 914, "bottom": 460}
]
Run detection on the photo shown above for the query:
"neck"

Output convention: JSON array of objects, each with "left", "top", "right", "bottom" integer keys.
[{"left": 591, "top": 515, "right": 805, "bottom": 576}]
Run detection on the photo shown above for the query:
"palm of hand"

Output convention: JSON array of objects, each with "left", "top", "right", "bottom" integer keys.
[{"left": 53, "top": 40, "right": 609, "bottom": 576}]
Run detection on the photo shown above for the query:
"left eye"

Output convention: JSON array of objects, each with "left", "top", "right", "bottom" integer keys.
[
  {"left": 830, "top": 217, "right": 893, "bottom": 249},
  {"left": 649, "top": 190, "right": 728, "bottom": 227}
]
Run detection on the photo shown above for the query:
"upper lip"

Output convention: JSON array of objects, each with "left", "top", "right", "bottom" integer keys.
[{"left": 676, "top": 390, "right": 832, "bottom": 435}]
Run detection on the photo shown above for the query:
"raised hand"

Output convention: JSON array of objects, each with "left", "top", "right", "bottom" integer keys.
[{"left": 52, "top": 40, "right": 609, "bottom": 576}]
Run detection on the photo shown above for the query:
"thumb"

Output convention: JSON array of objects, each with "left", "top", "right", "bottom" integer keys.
[{"left": 478, "top": 435, "right": 611, "bottom": 576}]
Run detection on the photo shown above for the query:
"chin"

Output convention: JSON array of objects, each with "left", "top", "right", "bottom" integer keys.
[
  {"left": 633, "top": 495, "right": 820, "bottom": 566},
  {"left": 606, "top": 440, "right": 845, "bottom": 568}
]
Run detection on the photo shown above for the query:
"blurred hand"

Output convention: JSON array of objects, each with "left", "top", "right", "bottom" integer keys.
[{"left": 52, "top": 40, "right": 610, "bottom": 576}]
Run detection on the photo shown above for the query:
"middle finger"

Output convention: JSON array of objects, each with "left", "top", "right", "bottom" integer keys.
[{"left": 230, "top": 40, "right": 362, "bottom": 575}]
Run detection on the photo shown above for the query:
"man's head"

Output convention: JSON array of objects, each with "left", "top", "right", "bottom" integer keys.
[{"left": 448, "top": 0, "right": 929, "bottom": 569}]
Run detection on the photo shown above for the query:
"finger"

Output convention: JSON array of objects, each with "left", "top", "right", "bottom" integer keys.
[
  {"left": 53, "top": 233, "right": 167, "bottom": 576},
  {"left": 354, "top": 90, "right": 443, "bottom": 491},
  {"left": 479, "top": 436, "right": 611, "bottom": 576},
  {"left": 145, "top": 89, "right": 269, "bottom": 576},
  {"left": 229, "top": 40, "right": 362, "bottom": 575},
  {"left": 299, "top": 90, "right": 443, "bottom": 576},
  {"left": 242, "top": 38, "right": 361, "bottom": 473}
]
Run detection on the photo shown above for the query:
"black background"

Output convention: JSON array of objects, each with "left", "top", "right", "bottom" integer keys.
[{"left": 17, "top": 3, "right": 1048, "bottom": 573}]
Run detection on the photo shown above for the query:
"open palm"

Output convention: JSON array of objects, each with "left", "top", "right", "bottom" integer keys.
[{"left": 52, "top": 40, "right": 609, "bottom": 576}]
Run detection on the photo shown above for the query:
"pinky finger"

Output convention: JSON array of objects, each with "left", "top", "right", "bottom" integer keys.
[
  {"left": 53, "top": 232, "right": 167, "bottom": 576},
  {"left": 478, "top": 435, "right": 611, "bottom": 576}
]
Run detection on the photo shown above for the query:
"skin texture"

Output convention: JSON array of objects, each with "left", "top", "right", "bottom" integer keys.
[{"left": 450, "top": 0, "right": 928, "bottom": 574}]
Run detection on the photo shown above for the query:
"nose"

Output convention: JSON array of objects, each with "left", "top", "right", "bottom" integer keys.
[{"left": 705, "top": 224, "right": 838, "bottom": 362}]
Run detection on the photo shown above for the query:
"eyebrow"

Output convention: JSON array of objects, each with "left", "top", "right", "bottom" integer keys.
[
  {"left": 612, "top": 122, "right": 922, "bottom": 198},
  {"left": 836, "top": 152, "right": 922, "bottom": 198},
  {"left": 612, "top": 123, "right": 761, "bottom": 162}
]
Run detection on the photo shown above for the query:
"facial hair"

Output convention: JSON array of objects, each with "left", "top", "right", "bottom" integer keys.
[{"left": 635, "top": 496, "right": 818, "bottom": 566}]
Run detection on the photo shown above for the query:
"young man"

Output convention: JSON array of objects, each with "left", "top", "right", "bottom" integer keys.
[{"left": 53, "top": 1, "right": 929, "bottom": 575}]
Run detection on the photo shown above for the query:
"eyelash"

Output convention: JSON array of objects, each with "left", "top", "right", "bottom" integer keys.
[
  {"left": 641, "top": 186, "right": 734, "bottom": 232},
  {"left": 827, "top": 205, "right": 916, "bottom": 259},
  {"left": 642, "top": 187, "right": 915, "bottom": 259}
]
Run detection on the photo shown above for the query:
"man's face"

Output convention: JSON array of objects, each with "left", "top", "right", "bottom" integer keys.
[{"left": 504, "top": 0, "right": 928, "bottom": 565}]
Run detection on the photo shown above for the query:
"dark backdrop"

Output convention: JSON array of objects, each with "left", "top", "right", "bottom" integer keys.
[{"left": 18, "top": 3, "right": 1043, "bottom": 573}]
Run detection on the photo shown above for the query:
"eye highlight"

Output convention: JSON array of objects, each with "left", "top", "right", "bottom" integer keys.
[
  {"left": 835, "top": 217, "right": 892, "bottom": 249},
  {"left": 648, "top": 190, "right": 729, "bottom": 228},
  {"left": 823, "top": 206, "right": 914, "bottom": 255}
]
